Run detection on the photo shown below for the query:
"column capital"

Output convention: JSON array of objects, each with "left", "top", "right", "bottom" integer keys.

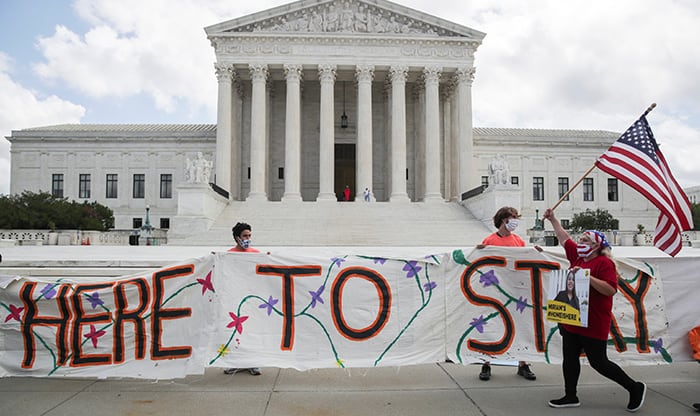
[
  {"left": 283, "top": 63, "right": 303, "bottom": 82},
  {"left": 214, "top": 63, "right": 233, "bottom": 82},
  {"left": 318, "top": 64, "right": 337, "bottom": 82},
  {"left": 355, "top": 64, "right": 375, "bottom": 83},
  {"left": 249, "top": 64, "right": 269, "bottom": 82},
  {"left": 455, "top": 66, "right": 476, "bottom": 85},
  {"left": 423, "top": 66, "right": 442, "bottom": 85},
  {"left": 389, "top": 65, "right": 409, "bottom": 83}
]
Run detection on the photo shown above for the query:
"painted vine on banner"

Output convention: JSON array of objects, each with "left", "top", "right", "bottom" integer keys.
[{"left": 0, "top": 247, "right": 673, "bottom": 378}]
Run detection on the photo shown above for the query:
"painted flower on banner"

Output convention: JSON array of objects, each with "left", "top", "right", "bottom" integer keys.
[
  {"left": 309, "top": 285, "right": 325, "bottom": 308},
  {"left": 5, "top": 304, "right": 24, "bottom": 322},
  {"left": 403, "top": 261, "right": 422, "bottom": 278},
  {"left": 479, "top": 270, "right": 499, "bottom": 287},
  {"left": 259, "top": 295, "right": 278, "bottom": 316},
  {"left": 217, "top": 344, "right": 230, "bottom": 357},
  {"left": 40, "top": 284, "right": 57, "bottom": 299},
  {"left": 227, "top": 312, "right": 249, "bottom": 334},
  {"left": 651, "top": 338, "right": 663, "bottom": 354},
  {"left": 373, "top": 257, "right": 387, "bottom": 265},
  {"left": 84, "top": 324, "right": 106, "bottom": 348},
  {"left": 86, "top": 292, "right": 104, "bottom": 309},
  {"left": 423, "top": 281, "right": 437, "bottom": 292},
  {"left": 330, "top": 257, "right": 346, "bottom": 267},
  {"left": 470, "top": 315, "right": 487, "bottom": 333},
  {"left": 196, "top": 270, "right": 215, "bottom": 295},
  {"left": 516, "top": 296, "right": 527, "bottom": 313}
]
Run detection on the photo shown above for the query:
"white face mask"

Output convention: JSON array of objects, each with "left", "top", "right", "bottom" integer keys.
[
  {"left": 576, "top": 243, "right": 594, "bottom": 258},
  {"left": 505, "top": 219, "right": 519, "bottom": 232},
  {"left": 239, "top": 239, "right": 252, "bottom": 249}
]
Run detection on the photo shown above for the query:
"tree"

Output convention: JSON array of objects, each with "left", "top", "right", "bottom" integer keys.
[
  {"left": 0, "top": 191, "right": 114, "bottom": 231},
  {"left": 692, "top": 202, "right": 700, "bottom": 231},
  {"left": 567, "top": 208, "right": 619, "bottom": 232}
]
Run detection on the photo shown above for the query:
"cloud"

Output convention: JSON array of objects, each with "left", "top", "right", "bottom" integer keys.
[{"left": 0, "top": 52, "right": 85, "bottom": 195}]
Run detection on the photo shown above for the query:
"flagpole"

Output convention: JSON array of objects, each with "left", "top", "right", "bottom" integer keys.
[{"left": 550, "top": 103, "right": 657, "bottom": 212}]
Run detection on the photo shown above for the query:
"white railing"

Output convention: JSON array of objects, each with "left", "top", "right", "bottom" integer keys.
[{"left": 0, "top": 229, "right": 168, "bottom": 246}]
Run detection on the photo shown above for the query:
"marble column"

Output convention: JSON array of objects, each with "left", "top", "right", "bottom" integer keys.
[
  {"left": 282, "top": 64, "right": 303, "bottom": 202},
  {"left": 355, "top": 64, "right": 374, "bottom": 201},
  {"left": 317, "top": 64, "right": 337, "bottom": 201},
  {"left": 389, "top": 65, "right": 409, "bottom": 202},
  {"left": 214, "top": 63, "right": 233, "bottom": 196},
  {"left": 247, "top": 64, "right": 268, "bottom": 201},
  {"left": 456, "top": 67, "right": 476, "bottom": 194},
  {"left": 423, "top": 66, "right": 442, "bottom": 201}
]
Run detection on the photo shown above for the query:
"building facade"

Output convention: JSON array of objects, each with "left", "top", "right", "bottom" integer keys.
[{"left": 5, "top": 0, "right": 661, "bottom": 236}]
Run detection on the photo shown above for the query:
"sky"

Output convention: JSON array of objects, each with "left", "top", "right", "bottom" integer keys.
[{"left": 1, "top": 0, "right": 699, "bottom": 196}]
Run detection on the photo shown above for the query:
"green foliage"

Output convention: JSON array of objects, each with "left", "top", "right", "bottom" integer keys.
[
  {"left": 568, "top": 208, "right": 619, "bottom": 232},
  {"left": 692, "top": 203, "right": 700, "bottom": 231},
  {"left": 0, "top": 191, "right": 114, "bottom": 231}
]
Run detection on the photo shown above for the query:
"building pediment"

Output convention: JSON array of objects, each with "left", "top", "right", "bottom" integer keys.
[{"left": 205, "top": 0, "right": 485, "bottom": 40}]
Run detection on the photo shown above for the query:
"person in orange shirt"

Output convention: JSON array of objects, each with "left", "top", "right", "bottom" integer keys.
[
  {"left": 223, "top": 222, "right": 262, "bottom": 376},
  {"left": 475, "top": 206, "right": 536, "bottom": 382}
]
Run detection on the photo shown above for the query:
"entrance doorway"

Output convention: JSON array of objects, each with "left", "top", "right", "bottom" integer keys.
[{"left": 335, "top": 143, "right": 355, "bottom": 201}]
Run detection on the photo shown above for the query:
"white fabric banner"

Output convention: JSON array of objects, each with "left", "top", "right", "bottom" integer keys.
[{"left": 0, "top": 247, "right": 695, "bottom": 378}]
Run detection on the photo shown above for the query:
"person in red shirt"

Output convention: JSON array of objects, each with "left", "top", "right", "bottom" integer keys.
[
  {"left": 224, "top": 222, "right": 262, "bottom": 376},
  {"left": 543, "top": 208, "right": 646, "bottom": 412},
  {"left": 476, "top": 207, "right": 536, "bottom": 381}
]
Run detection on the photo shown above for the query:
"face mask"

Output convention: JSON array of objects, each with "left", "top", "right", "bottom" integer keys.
[
  {"left": 239, "top": 239, "right": 252, "bottom": 249},
  {"left": 505, "top": 219, "right": 519, "bottom": 232},
  {"left": 576, "top": 243, "right": 594, "bottom": 258}
]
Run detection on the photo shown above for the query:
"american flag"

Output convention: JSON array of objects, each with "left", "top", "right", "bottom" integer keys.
[{"left": 596, "top": 116, "right": 694, "bottom": 257}]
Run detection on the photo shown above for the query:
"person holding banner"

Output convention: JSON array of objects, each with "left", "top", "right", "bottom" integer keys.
[
  {"left": 224, "top": 222, "right": 262, "bottom": 376},
  {"left": 554, "top": 270, "right": 580, "bottom": 311},
  {"left": 543, "top": 208, "right": 646, "bottom": 412},
  {"left": 476, "top": 206, "right": 537, "bottom": 382}
]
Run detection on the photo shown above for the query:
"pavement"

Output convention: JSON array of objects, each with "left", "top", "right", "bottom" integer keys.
[{"left": 1, "top": 361, "right": 699, "bottom": 416}]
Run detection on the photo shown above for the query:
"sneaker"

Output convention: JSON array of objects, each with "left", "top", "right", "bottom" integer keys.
[
  {"left": 478, "top": 364, "right": 491, "bottom": 381},
  {"left": 517, "top": 364, "right": 536, "bottom": 380},
  {"left": 548, "top": 396, "right": 580, "bottom": 408},
  {"left": 223, "top": 368, "right": 238, "bottom": 375},
  {"left": 693, "top": 403, "right": 700, "bottom": 412},
  {"left": 627, "top": 382, "right": 646, "bottom": 412},
  {"left": 248, "top": 367, "right": 262, "bottom": 376}
]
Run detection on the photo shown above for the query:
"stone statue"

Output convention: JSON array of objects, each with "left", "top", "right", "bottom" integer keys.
[
  {"left": 488, "top": 154, "right": 510, "bottom": 186},
  {"left": 185, "top": 152, "right": 213, "bottom": 184}
]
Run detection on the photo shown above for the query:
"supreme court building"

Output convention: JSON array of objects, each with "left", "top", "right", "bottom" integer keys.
[{"left": 6, "top": 0, "right": 661, "bottom": 245}]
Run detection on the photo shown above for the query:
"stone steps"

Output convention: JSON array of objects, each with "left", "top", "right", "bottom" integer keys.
[{"left": 173, "top": 200, "right": 489, "bottom": 246}]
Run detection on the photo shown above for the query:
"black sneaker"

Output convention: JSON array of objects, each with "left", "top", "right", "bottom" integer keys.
[
  {"left": 627, "top": 382, "right": 646, "bottom": 412},
  {"left": 517, "top": 364, "right": 536, "bottom": 380},
  {"left": 693, "top": 403, "right": 700, "bottom": 412},
  {"left": 248, "top": 367, "right": 262, "bottom": 376},
  {"left": 223, "top": 368, "right": 238, "bottom": 375},
  {"left": 548, "top": 396, "right": 580, "bottom": 408},
  {"left": 478, "top": 364, "right": 491, "bottom": 381}
]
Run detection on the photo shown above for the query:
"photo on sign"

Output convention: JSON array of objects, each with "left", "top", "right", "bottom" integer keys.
[{"left": 546, "top": 269, "right": 590, "bottom": 327}]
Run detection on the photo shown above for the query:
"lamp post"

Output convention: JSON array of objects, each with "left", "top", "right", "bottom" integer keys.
[{"left": 140, "top": 204, "right": 154, "bottom": 245}]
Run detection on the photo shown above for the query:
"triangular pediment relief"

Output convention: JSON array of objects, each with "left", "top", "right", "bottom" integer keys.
[{"left": 205, "top": 0, "right": 485, "bottom": 40}]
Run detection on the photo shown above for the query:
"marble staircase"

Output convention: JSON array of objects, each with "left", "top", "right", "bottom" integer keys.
[{"left": 172, "top": 200, "right": 489, "bottom": 247}]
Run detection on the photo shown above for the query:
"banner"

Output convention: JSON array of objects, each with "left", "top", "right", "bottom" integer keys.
[{"left": 0, "top": 247, "right": 692, "bottom": 378}]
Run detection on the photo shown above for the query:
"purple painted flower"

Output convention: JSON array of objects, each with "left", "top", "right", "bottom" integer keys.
[
  {"left": 423, "top": 281, "right": 437, "bottom": 291},
  {"left": 470, "top": 315, "right": 487, "bottom": 333},
  {"left": 259, "top": 295, "right": 279, "bottom": 316},
  {"left": 330, "top": 257, "right": 346, "bottom": 267},
  {"left": 651, "top": 338, "right": 663, "bottom": 353},
  {"left": 309, "top": 285, "right": 325, "bottom": 308},
  {"left": 516, "top": 296, "right": 527, "bottom": 313},
  {"left": 86, "top": 292, "right": 104, "bottom": 309},
  {"left": 373, "top": 257, "right": 387, "bottom": 265},
  {"left": 40, "top": 284, "right": 56, "bottom": 299},
  {"left": 479, "top": 270, "right": 499, "bottom": 287},
  {"left": 403, "top": 261, "right": 422, "bottom": 278}
]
